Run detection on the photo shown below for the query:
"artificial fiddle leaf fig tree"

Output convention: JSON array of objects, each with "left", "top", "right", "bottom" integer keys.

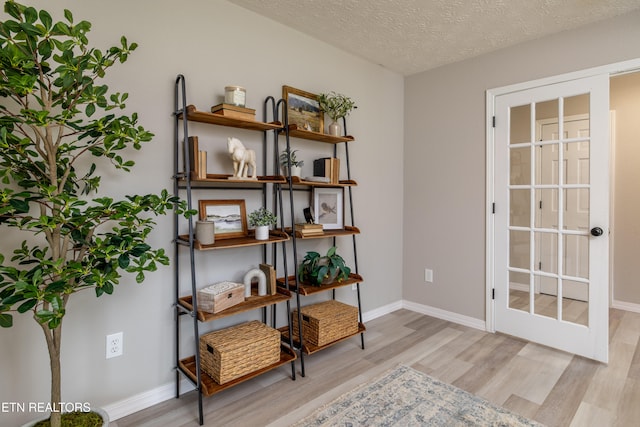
[{"left": 0, "top": 2, "right": 190, "bottom": 426}]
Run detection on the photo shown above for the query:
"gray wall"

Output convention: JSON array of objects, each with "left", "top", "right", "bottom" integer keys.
[
  {"left": 611, "top": 73, "right": 640, "bottom": 305},
  {"left": 0, "top": 1, "right": 403, "bottom": 425},
  {"left": 403, "top": 10, "right": 640, "bottom": 320}
]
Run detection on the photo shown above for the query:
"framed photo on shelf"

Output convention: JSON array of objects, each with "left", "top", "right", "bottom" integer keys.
[
  {"left": 198, "top": 199, "right": 248, "bottom": 239},
  {"left": 312, "top": 188, "right": 344, "bottom": 230},
  {"left": 282, "top": 85, "right": 323, "bottom": 134}
]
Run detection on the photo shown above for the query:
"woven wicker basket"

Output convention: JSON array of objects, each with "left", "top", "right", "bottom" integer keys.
[
  {"left": 292, "top": 300, "right": 358, "bottom": 347},
  {"left": 199, "top": 320, "right": 280, "bottom": 385}
]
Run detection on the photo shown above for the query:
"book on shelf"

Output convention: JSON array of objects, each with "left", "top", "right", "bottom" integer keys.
[
  {"left": 187, "top": 136, "right": 200, "bottom": 178},
  {"left": 198, "top": 150, "right": 207, "bottom": 179},
  {"left": 313, "top": 157, "right": 340, "bottom": 184},
  {"left": 210, "top": 103, "right": 256, "bottom": 121},
  {"left": 259, "top": 263, "right": 277, "bottom": 295},
  {"left": 295, "top": 223, "right": 324, "bottom": 236}
]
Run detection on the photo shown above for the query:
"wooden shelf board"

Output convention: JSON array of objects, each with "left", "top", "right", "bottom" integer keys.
[
  {"left": 280, "top": 323, "right": 366, "bottom": 355},
  {"left": 288, "top": 177, "right": 357, "bottom": 188},
  {"left": 178, "top": 230, "right": 289, "bottom": 250},
  {"left": 286, "top": 225, "right": 360, "bottom": 240},
  {"left": 178, "top": 346, "right": 296, "bottom": 397},
  {"left": 276, "top": 273, "right": 364, "bottom": 296},
  {"left": 178, "top": 175, "right": 286, "bottom": 188},
  {"left": 178, "top": 105, "right": 282, "bottom": 131},
  {"left": 283, "top": 124, "right": 355, "bottom": 144},
  {"left": 179, "top": 288, "right": 292, "bottom": 322}
]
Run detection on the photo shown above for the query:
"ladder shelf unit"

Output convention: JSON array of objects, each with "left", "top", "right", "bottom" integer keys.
[{"left": 172, "top": 75, "right": 296, "bottom": 425}]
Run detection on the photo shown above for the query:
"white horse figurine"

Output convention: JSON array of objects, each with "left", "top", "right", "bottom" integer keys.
[{"left": 227, "top": 137, "right": 257, "bottom": 179}]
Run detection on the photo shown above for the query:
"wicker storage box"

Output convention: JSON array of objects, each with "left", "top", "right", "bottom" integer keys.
[
  {"left": 197, "top": 281, "right": 244, "bottom": 314},
  {"left": 199, "top": 320, "right": 280, "bottom": 385},
  {"left": 292, "top": 300, "right": 358, "bottom": 347}
]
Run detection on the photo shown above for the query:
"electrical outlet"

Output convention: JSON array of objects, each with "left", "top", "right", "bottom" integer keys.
[
  {"left": 424, "top": 268, "right": 433, "bottom": 283},
  {"left": 352, "top": 283, "right": 358, "bottom": 291},
  {"left": 106, "top": 332, "right": 123, "bottom": 359}
]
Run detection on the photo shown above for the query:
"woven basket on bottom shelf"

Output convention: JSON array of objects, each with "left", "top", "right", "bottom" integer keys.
[
  {"left": 199, "top": 320, "right": 280, "bottom": 385},
  {"left": 292, "top": 300, "right": 359, "bottom": 347}
]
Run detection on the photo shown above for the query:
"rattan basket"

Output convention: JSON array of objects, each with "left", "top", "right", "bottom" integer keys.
[
  {"left": 199, "top": 320, "right": 280, "bottom": 385},
  {"left": 292, "top": 300, "right": 358, "bottom": 347}
]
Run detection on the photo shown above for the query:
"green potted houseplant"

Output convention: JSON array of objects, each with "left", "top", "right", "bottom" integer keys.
[
  {"left": 248, "top": 207, "right": 277, "bottom": 240},
  {"left": 317, "top": 92, "right": 357, "bottom": 136},
  {"left": 0, "top": 2, "right": 189, "bottom": 426},
  {"left": 279, "top": 148, "right": 304, "bottom": 177},
  {"left": 298, "top": 246, "right": 351, "bottom": 286}
]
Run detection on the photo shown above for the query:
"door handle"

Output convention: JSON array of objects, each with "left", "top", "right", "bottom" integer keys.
[{"left": 590, "top": 227, "right": 604, "bottom": 236}]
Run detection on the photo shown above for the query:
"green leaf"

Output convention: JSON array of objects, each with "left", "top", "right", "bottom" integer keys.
[
  {"left": 39, "top": 10, "right": 52, "bottom": 30},
  {"left": 0, "top": 314, "right": 13, "bottom": 328},
  {"left": 17, "top": 299, "right": 37, "bottom": 313},
  {"left": 118, "top": 254, "right": 130, "bottom": 269},
  {"left": 63, "top": 8, "right": 73, "bottom": 23}
]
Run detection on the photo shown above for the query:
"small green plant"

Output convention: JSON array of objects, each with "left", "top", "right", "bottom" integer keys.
[
  {"left": 279, "top": 149, "right": 304, "bottom": 167},
  {"left": 248, "top": 207, "right": 277, "bottom": 227},
  {"left": 317, "top": 92, "right": 357, "bottom": 122},
  {"left": 298, "top": 246, "right": 351, "bottom": 286}
]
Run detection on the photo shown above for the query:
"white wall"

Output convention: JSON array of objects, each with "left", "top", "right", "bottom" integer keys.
[
  {"left": 0, "top": 1, "right": 404, "bottom": 425},
  {"left": 404, "top": 10, "right": 640, "bottom": 320}
]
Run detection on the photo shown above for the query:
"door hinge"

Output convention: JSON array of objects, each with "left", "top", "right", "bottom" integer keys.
[
  {"left": 492, "top": 203, "right": 496, "bottom": 214},
  {"left": 492, "top": 288, "right": 495, "bottom": 299},
  {"left": 538, "top": 261, "right": 542, "bottom": 269},
  {"left": 539, "top": 200, "right": 543, "bottom": 209},
  {"left": 492, "top": 116, "right": 496, "bottom": 127}
]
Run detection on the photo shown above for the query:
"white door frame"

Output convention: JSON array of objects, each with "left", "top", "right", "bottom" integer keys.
[{"left": 485, "top": 58, "right": 640, "bottom": 334}]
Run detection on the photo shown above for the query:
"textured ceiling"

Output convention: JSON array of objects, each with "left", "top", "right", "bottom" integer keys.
[{"left": 228, "top": 0, "right": 640, "bottom": 76}]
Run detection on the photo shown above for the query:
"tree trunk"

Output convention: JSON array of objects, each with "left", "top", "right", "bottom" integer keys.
[{"left": 41, "top": 323, "right": 62, "bottom": 427}]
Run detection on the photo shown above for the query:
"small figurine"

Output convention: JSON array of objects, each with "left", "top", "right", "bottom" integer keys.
[{"left": 227, "top": 137, "right": 256, "bottom": 179}]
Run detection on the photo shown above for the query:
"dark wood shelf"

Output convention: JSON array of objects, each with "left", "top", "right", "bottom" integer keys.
[
  {"left": 276, "top": 273, "right": 364, "bottom": 296},
  {"left": 178, "top": 105, "right": 282, "bottom": 131},
  {"left": 286, "top": 225, "right": 361, "bottom": 240},
  {"left": 283, "top": 124, "right": 355, "bottom": 144},
  {"left": 287, "top": 176, "right": 357, "bottom": 188},
  {"left": 179, "top": 288, "right": 292, "bottom": 322},
  {"left": 178, "top": 230, "right": 289, "bottom": 250},
  {"left": 178, "top": 345, "right": 296, "bottom": 397},
  {"left": 279, "top": 323, "right": 366, "bottom": 355},
  {"left": 178, "top": 174, "right": 286, "bottom": 189}
]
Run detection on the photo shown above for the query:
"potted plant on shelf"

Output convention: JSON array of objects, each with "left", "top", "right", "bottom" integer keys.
[
  {"left": 279, "top": 149, "right": 304, "bottom": 178},
  {"left": 248, "top": 207, "right": 277, "bottom": 240},
  {"left": 298, "top": 246, "right": 351, "bottom": 286},
  {"left": 0, "top": 2, "right": 189, "bottom": 427},
  {"left": 317, "top": 92, "right": 357, "bottom": 136}
]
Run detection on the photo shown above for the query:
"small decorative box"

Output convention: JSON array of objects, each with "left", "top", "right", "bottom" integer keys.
[{"left": 197, "top": 281, "right": 245, "bottom": 314}]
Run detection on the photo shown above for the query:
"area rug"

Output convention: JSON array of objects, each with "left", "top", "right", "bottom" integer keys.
[{"left": 293, "top": 365, "right": 544, "bottom": 426}]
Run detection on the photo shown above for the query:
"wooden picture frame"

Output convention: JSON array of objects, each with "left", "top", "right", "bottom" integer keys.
[
  {"left": 282, "top": 85, "right": 324, "bottom": 134},
  {"left": 312, "top": 188, "right": 344, "bottom": 230},
  {"left": 198, "top": 199, "right": 248, "bottom": 239}
]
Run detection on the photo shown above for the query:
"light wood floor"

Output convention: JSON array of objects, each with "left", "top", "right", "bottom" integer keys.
[{"left": 114, "top": 308, "right": 640, "bottom": 427}]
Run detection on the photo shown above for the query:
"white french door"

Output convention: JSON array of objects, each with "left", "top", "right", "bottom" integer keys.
[{"left": 492, "top": 74, "right": 609, "bottom": 363}]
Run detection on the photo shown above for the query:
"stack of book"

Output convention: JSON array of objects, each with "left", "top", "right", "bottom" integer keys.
[
  {"left": 188, "top": 136, "right": 208, "bottom": 179},
  {"left": 295, "top": 223, "right": 324, "bottom": 237},
  {"left": 313, "top": 157, "right": 340, "bottom": 184},
  {"left": 211, "top": 103, "right": 256, "bottom": 121}
]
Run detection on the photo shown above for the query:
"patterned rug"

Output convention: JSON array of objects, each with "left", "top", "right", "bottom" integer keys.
[{"left": 293, "top": 365, "right": 544, "bottom": 426}]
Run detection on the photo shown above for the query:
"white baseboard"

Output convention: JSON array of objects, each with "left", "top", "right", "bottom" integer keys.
[
  {"left": 402, "top": 300, "right": 486, "bottom": 331},
  {"left": 612, "top": 299, "right": 640, "bottom": 314},
  {"left": 103, "top": 378, "right": 194, "bottom": 421},
  {"left": 104, "top": 299, "right": 483, "bottom": 420}
]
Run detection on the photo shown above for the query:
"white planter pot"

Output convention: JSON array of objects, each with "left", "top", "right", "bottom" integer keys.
[
  {"left": 282, "top": 165, "right": 302, "bottom": 177},
  {"left": 255, "top": 225, "right": 269, "bottom": 240}
]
